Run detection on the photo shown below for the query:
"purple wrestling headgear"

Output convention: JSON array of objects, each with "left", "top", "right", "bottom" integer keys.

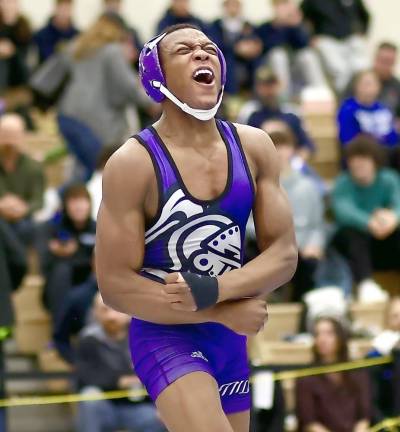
[{"left": 139, "top": 32, "right": 226, "bottom": 121}]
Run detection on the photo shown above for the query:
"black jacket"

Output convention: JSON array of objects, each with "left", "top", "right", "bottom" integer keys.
[{"left": 301, "top": 0, "right": 370, "bottom": 39}]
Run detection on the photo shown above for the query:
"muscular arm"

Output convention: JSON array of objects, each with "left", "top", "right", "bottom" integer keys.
[
  {"left": 96, "top": 139, "right": 219, "bottom": 324},
  {"left": 217, "top": 125, "right": 298, "bottom": 302}
]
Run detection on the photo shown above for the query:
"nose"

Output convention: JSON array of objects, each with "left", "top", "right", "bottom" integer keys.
[{"left": 194, "top": 48, "right": 210, "bottom": 62}]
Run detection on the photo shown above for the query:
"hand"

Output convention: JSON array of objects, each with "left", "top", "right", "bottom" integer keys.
[
  {"left": 213, "top": 298, "right": 268, "bottom": 336},
  {"left": 301, "top": 245, "right": 323, "bottom": 260},
  {"left": 118, "top": 375, "right": 141, "bottom": 389},
  {"left": 353, "top": 420, "right": 369, "bottom": 432},
  {"left": 163, "top": 272, "right": 197, "bottom": 312},
  {"left": 369, "top": 210, "right": 398, "bottom": 239},
  {"left": 0, "top": 39, "right": 15, "bottom": 58},
  {"left": 234, "top": 39, "right": 262, "bottom": 59},
  {"left": 0, "top": 194, "right": 28, "bottom": 221},
  {"left": 49, "top": 239, "right": 78, "bottom": 257}
]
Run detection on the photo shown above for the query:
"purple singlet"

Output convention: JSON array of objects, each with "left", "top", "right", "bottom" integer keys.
[{"left": 129, "top": 120, "right": 255, "bottom": 414}]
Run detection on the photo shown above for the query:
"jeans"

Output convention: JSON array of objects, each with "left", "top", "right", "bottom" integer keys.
[
  {"left": 57, "top": 114, "right": 102, "bottom": 182},
  {"left": 77, "top": 391, "right": 166, "bottom": 432}
]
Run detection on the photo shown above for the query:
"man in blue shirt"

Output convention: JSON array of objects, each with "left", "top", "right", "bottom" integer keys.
[
  {"left": 238, "top": 67, "right": 315, "bottom": 158},
  {"left": 156, "top": 0, "right": 206, "bottom": 35},
  {"left": 34, "top": 0, "right": 78, "bottom": 64},
  {"left": 256, "top": 0, "right": 327, "bottom": 99}
]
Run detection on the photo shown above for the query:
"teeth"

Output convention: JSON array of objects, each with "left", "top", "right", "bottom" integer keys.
[{"left": 194, "top": 69, "right": 213, "bottom": 78}]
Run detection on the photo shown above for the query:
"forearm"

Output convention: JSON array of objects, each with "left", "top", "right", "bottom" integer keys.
[
  {"left": 99, "top": 270, "right": 219, "bottom": 325},
  {"left": 305, "top": 423, "right": 330, "bottom": 432},
  {"left": 217, "top": 235, "right": 298, "bottom": 302},
  {"left": 353, "top": 420, "right": 369, "bottom": 432}
]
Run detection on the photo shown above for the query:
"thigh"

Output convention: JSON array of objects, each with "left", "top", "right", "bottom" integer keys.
[
  {"left": 227, "top": 410, "right": 250, "bottom": 432},
  {"left": 155, "top": 371, "right": 233, "bottom": 432}
]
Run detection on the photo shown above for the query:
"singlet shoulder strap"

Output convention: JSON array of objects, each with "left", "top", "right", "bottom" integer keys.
[
  {"left": 133, "top": 128, "right": 178, "bottom": 194},
  {"left": 216, "top": 120, "right": 255, "bottom": 197}
]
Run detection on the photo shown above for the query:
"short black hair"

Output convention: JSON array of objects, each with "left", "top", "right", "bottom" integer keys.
[
  {"left": 269, "top": 129, "right": 296, "bottom": 148},
  {"left": 160, "top": 23, "right": 202, "bottom": 37},
  {"left": 344, "top": 134, "right": 386, "bottom": 167},
  {"left": 378, "top": 41, "right": 398, "bottom": 52}
]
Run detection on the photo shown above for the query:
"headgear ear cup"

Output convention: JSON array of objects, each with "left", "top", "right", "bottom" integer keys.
[{"left": 139, "top": 32, "right": 227, "bottom": 105}]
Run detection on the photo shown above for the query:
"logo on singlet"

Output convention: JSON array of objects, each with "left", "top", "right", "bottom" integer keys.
[
  {"left": 145, "top": 189, "right": 242, "bottom": 276},
  {"left": 219, "top": 380, "right": 250, "bottom": 397},
  {"left": 190, "top": 351, "right": 208, "bottom": 362}
]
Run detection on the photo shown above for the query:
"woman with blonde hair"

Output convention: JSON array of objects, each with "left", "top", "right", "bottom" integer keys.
[{"left": 57, "top": 13, "right": 151, "bottom": 181}]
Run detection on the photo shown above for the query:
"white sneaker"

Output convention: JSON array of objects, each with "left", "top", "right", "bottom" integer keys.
[{"left": 358, "top": 279, "right": 389, "bottom": 303}]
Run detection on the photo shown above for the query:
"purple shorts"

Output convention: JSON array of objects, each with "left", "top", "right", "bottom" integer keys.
[{"left": 129, "top": 319, "right": 250, "bottom": 415}]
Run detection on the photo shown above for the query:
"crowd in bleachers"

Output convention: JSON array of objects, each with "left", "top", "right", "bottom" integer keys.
[{"left": 1, "top": 0, "right": 400, "bottom": 431}]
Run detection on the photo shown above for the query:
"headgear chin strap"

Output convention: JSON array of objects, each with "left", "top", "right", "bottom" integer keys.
[
  {"left": 139, "top": 31, "right": 227, "bottom": 122},
  {"left": 151, "top": 80, "right": 224, "bottom": 121}
]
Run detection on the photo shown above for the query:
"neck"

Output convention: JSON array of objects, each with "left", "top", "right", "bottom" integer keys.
[
  {"left": 155, "top": 103, "right": 220, "bottom": 147},
  {"left": 52, "top": 16, "right": 71, "bottom": 30},
  {"left": 0, "top": 150, "right": 19, "bottom": 172},
  {"left": 105, "top": 328, "right": 126, "bottom": 341},
  {"left": 320, "top": 354, "right": 338, "bottom": 364},
  {"left": 356, "top": 96, "right": 375, "bottom": 106}
]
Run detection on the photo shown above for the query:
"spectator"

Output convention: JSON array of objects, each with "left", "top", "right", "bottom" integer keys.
[
  {"left": 56, "top": 14, "right": 151, "bottom": 181},
  {"left": 0, "top": 113, "right": 45, "bottom": 244},
  {"left": 156, "top": 0, "right": 206, "bottom": 35},
  {"left": 208, "top": 0, "right": 262, "bottom": 94},
  {"left": 0, "top": 0, "right": 32, "bottom": 91},
  {"left": 76, "top": 293, "right": 166, "bottom": 432},
  {"left": 338, "top": 70, "right": 399, "bottom": 149},
  {"left": 272, "top": 129, "right": 325, "bottom": 301},
  {"left": 102, "top": 0, "right": 143, "bottom": 66},
  {"left": 373, "top": 43, "right": 400, "bottom": 123},
  {"left": 296, "top": 316, "right": 371, "bottom": 432},
  {"left": 53, "top": 264, "right": 97, "bottom": 364},
  {"left": 367, "top": 297, "right": 400, "bottom": 422},
  {"left": 36, "top": 183, "right": 95, "bottom": 324},
  {"left": 301, "top": 0, "right": 370, "bottom": 93},
  {"left": 0, "top": 217, "right": 27, "bottom": 329},
  {"left": 331, "top": 135, "right": 400, "bottom": 302},
  {"left": 33, "top": 0, "right": 79, "bottom": 65},
  {"left": 256, "top": 0, "right": 327, "bottom": 100},
  {"left": 87, "top": 146, "right": 117, "bottom": 221},
  {"left": 238, "top": 66, "right": 315, "bottom": 160}
]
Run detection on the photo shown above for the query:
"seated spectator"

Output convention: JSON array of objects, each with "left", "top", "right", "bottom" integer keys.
[
  {"left": 156, "top": 0, "right": 206, "bottom": 35},
  {"left": 301, "top": 0, "right": 370, "bottom": 94},
  {"left": 296, "top": 316, "right": 371, "bottom": 432},
  {"left": 331, "top": 135, "right": 400, "bottom": 302},
  {"left": 238, "top": 67, "right": 315, "bottom": 160},
  {"left": 0, "top": 0, "right": 32, "bottom": 91},
  {"left": 373, "top": 43, "right": 400, "bottom": 124},
  {"left": 208, "top": 0, "right": 262, "bottom": 95},
  {"left": 256, "top": 0, "right": 327, "bottom": 100},
  {"left": 0, "top": 217, "right": 27, "bottom": 329},
  {"left": 87, "top": 146, "right": 117, "bottom": 220},
  {"left": 338, "top": 70, "right": 399, "bottom": 149},
  {"left": 76, "top": 293, "right": 166, "bottom": 432},
  {"left": 367, "top": 297, "right": 400, "bottom": 422},
  {"left": 0, "top": 114, "right": 45, "bottom": 244},
  {"left": 345, "top": 42, "right": 400, "bottom": 124},
  {"left": 33, "top": 0, "right": 78, "bottom": 65},
  {"left": 273, "top": 129, "right": 325, "bottom": 301},
  {"left": 53, "top": 264, "right": 97, "bottom": 364},
  {"left": 55, "top": 13, "right": 151, "bottom": 181},
  {"left": 36, "top": 183, "right": 95, "bottom": 324}
]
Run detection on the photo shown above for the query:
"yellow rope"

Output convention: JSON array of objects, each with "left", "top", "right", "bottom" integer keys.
[{"left": 0, "top": 355, "right": 393, "bottom": 408}]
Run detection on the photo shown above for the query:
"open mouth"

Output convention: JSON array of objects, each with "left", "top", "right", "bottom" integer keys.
[{"left": 193, "top": 67, "right": 215, "bottom": 85}]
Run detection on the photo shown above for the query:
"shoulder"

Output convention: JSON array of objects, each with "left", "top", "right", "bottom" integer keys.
[
  {"left": 101, "top": 42, "right": 124, "bottom": 60},
  {"left": 379, "top": 168, "right": 400, "bottom": 183},
  {"left": 233, "top": 123, "right": 278, "bottom": 177},
  {"left": 102, "top": 136, "right": 155, "bottom": 202},
  {"left": 21, "top": 154, "right": 43, "bottom": 173},
  {"left": 333, "top": 172, "right": 352, "bottom": 189},
  {"left": 339, "top": 98, "right": 357, "bottom": 112}
]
